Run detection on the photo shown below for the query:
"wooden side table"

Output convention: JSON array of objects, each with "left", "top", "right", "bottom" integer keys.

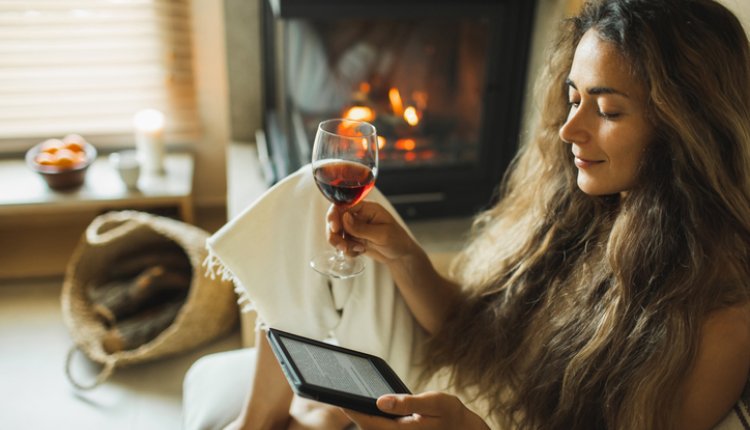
[{"left": 0, "top": 153, "right": 195, "bottom": 223}]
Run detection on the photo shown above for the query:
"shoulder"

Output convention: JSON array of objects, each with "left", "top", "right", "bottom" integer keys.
[
  {"left": 699, "top": 304, "right": 750, "bottom": 365},
  {"left": 676, "top": 302, "right": 750, "bottom": 430}
]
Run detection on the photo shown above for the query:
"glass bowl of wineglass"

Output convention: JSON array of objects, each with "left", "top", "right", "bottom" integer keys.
[{"left": 310, "top": 118, "right": 378, "bottom": 279}]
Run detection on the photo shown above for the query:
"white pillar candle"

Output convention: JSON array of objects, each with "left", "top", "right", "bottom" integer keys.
[{"left": 133, "top": 108, "right": 166, "bottom": 174}]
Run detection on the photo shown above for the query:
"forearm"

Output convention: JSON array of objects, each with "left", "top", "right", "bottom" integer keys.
[
  {"left": 232, "top": 329, "right": 294, "bottom": 430},
  {"left": 387, "top": 245, "right": 463, "bottom": 335},
  {"left": 331, "top": 201, "right": 464, "bottom": 334}
]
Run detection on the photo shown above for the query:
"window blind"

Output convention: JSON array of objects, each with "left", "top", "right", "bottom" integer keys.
[{"left": 0, "top": 0, "right": 199, "bottom": 152}]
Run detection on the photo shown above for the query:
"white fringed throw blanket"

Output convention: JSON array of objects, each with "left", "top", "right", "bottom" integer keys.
[{"left": 202, "top": 165, "right": 427, "bottom": 388}]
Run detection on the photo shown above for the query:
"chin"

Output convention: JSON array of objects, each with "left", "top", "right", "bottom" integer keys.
[{"left": 576, "top": 178, "right": 619, "bottom": 196}]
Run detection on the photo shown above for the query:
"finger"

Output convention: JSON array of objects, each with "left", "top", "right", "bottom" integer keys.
[
  {"left": 326, "top": 204, "right": 344, "bottom": 234},
  {"left": 377, "top": 392, "right": 450, "bottom": 417},
  {"left": 342, "top": 211, "right": 391, "bottom": 245},
  {"left": 340, "top": 408, "right": 401, "bottom": 430},
  {"left": 340, "top": 409, "right": 426, "bottom": 429},
  {"left": 348, "top": 201, "right": 391, "bottom": 225},
  {"left": 326, "top": 228, "right": 367, "bottom": 257}
]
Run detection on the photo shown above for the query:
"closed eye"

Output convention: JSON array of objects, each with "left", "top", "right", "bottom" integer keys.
[{"left": 598, "top": 111, "right": 621, "bottom": 120}]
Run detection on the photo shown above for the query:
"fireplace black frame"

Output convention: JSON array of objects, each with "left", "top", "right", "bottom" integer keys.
[{"left": 258, "top": 0, "right": 537, "bottom": 219}]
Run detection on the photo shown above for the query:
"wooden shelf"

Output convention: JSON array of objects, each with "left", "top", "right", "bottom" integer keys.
[{"left": 0, "top": 153, "right": 195, "bottom": 223}]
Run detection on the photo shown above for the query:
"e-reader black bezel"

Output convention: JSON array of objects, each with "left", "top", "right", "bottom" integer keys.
[{"left": 266, "top": 327, "right": 411, "bottom": 418}]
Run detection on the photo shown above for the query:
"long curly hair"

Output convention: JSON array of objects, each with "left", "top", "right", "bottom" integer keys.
[{"left": 425, "top": 1, "right": 750, "bottom": 428}]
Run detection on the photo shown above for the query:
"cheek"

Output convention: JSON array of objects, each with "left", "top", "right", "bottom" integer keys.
[{"left": 614, "top": 133, "right": 650, "bottom": 179}]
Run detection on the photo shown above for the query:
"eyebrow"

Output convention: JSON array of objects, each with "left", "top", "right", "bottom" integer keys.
[{"left": 565, "top": 78, "right": 629, "bottom": 97}]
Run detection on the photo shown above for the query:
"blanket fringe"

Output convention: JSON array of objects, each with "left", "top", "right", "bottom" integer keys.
[{"left": 203, "top": 247, "right": 256, "bottom": 313}]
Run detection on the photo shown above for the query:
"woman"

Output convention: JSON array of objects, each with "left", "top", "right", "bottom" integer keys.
[{"left": 201, "top": 0, "right": 750, "bottom": 429}]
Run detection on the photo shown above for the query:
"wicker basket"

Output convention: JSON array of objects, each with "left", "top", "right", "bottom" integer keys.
[{"left": 61, "top": 210, "right": 238, "bottom": 389}]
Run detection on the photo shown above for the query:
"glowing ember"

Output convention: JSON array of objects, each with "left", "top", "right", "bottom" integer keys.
[
  {"left": 388, "top": 88, "right": 405, "bottom": 117},
  {"left": 403, "top": 106, "right": 420, "bottom": 126},
  {"left": 395, "top": 138, "right": 416, "bottom": 151},
  {"left": 336, "top": 120, "right": 364, "bottom": 137},
  {"left": 342, "top": 106, "right": 375, "bottom": 122}
]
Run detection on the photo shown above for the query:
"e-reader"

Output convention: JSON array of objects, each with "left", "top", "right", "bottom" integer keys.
[{"left": 266, "top": 327, "right": 411, "bottom": 418}]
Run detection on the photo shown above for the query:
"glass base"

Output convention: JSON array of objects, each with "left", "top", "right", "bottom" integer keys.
[{"left": 309, "top": 250, "right": 365, "bottom": 279}]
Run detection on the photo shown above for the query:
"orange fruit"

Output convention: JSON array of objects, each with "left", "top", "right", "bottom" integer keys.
[
  {"left": 72, "top": 152, "right": 86, "bottom": 165},
  {"left": 40, "top": 139, "right": 64, "bottom": 154},
  {"left": 62, "top": 134, "right": 87, "bottom": 152},
  {"left": 54, "top": 149, "right": 77, "bottom": 168},
  {"left": 64, "top": 141, "right": 85, "bottom": 153},
  {"left": 35, "top": 152, "right": 56, "bottom": 166}
]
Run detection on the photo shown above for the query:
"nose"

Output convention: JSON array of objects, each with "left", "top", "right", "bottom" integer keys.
[{"left": 559, "top": 105, "right": 589, "bottom": 145}]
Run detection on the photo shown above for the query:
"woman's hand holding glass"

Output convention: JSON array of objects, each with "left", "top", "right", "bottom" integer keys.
[{"left": 326, "top": 201, "right": 419, "bottom": 266}]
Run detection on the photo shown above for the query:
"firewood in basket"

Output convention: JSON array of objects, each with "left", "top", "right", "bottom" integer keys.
[
  {"left": 101, "top": 300, "right": 184, "bottom": 353},
  {"left": 107, "top": 248, "right": 191, "bottom": 280},
  {"left": 90, "top": 265, "right": 191, "bottom": 325}
]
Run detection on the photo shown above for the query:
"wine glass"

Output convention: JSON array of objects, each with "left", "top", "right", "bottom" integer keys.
[{"left": 310, "top": 118, "right": 379, "bottom": 279}]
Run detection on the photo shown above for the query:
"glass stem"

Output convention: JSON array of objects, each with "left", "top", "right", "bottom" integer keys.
[{"left": 336, "top": 223, "right": 347, "bottom": 260}]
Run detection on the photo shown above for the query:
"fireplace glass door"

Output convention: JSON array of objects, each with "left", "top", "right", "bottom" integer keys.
[
  {"left": 283, "top": 18, "right": 489, "bottom": 170},
  {"left": 260, "top": 0, "right": 536, "bottom": 218}
]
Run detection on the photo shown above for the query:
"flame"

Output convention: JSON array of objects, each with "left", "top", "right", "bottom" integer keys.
[
  {"left": 336, "top": 120, "right": 363, "bottom": 137},
  {"left": 360, "top": 137, "right": 383, "bottom": 153},
  {"left": 388, "top": 88, "right": 404, "bottom": 116},
  {"left": 133, "top": 108, "right": 164, "bottom": 132},
  {"left": 395, "top": 138, "right": 416, "bottom": 151},
  {"left": 404, "top": 106, "right": 420, "bottom": 126},
  {"left": 342, "top": 106, "right": 375, "bottom": 122}
]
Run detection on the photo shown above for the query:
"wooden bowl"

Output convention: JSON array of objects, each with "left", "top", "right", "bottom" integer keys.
[{"left": 26, "top": 139, "right": 97, "bottom": 191}]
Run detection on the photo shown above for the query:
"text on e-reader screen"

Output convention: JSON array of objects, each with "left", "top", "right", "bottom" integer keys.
[{"left": 282, "top": 337, "right": 393, "bottom": 397}]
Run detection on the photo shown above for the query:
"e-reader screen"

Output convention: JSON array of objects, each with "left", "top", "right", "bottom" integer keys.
[
  {"left": 280, "top": 336, "right": 394, "bottom": 398},
  {"left": 267, "top": 328, "right": 411, "bottom": 418}
]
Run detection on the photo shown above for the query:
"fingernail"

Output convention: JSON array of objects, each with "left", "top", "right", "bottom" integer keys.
[{"left": 353, "top": 245, "right": 365, "bottom": 253}]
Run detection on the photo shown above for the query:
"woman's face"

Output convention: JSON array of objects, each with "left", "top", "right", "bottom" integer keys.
[{"left": 559, "top": 29, "right": 654, "bottom": 196}]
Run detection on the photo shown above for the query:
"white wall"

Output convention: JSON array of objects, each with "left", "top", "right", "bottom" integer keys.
[
  {"left": 719, "top": 0, "right": 750, "bottom": 34},
  {"left": 189, "top": 0, "right": 231, "bottom": 208}
]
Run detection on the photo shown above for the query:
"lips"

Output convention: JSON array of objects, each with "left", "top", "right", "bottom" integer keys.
[{"left": 573, "top": 156, "right": 604, "bottom": 169}]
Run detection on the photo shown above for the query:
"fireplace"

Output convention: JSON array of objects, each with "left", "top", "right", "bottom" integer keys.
[{"left": 258, "top": 0, "right": 537, "bottom": 219}]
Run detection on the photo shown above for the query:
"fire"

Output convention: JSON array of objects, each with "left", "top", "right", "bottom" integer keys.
[
  {"left": 336, "top": 119, "right": 367, "bottom": 137},
  {"left": 388, "top": 88, "right": 404, "bottom": 117},
  {"left": 342, "top": 106, "right": 375, "bottom": 122},
  {"left": 360, "top": 137, "right": 384, "bottom": 152},
  {"left": 403, "top": 106, "right": 420, "bottom": 126},
  {"left": 394, "top": 138, "right": 416, "bottom": 151}
]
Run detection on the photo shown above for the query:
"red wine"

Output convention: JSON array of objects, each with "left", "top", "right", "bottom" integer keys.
[{"left": 314, "top": 160, "right": 375, "bottom": 207}]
